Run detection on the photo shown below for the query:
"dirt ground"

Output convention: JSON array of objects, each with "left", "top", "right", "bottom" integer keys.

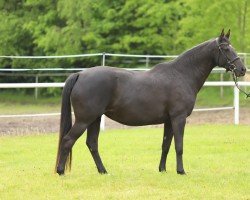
[{"left": 0, "top": 108, "right": 249, "bottom": 136}]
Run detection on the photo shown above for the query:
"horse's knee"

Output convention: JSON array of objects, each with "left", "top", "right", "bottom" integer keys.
[
  {"left": 175, "top": 148, "right": 183, "bottom": 156},
  {"left": 175, "top": 144, "right": 183, "bottom": 156},
  {"left": 161, "top": 146, "right": 169, "bottom": 154},
  {"left": 162, "top": 141, "right": 171, "bottom": 152}
]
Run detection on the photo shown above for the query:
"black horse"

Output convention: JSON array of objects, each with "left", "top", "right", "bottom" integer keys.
[{"left": 56, "top": 29, "right": 246, "bottom": 175}]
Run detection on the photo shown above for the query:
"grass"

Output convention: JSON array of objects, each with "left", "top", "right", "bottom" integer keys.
[
  {"left": 0, "top": 92, "right": 61, "bottom": 114},
  {"left": 0, "top": 125, "right": 249, "bottom": 199},
  {"left": 197, "top": 86, "right": 250, "bottom": 107}
]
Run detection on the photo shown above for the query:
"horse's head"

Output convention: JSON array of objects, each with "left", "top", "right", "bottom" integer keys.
[{"left": 215, "top": 29, "right": 246, "bottom": 77}]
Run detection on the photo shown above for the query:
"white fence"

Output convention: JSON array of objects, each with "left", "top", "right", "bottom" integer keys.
[
  {"left": 0, "top": 52, "right": 249, "bottom": 99},
  {"left": 0, "top": 81, "right": 249, "bottom": 128},
  {"left": 0, "top": 52, "right": 249, "bottom": 129}
]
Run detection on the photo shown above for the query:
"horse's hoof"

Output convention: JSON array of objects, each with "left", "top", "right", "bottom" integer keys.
[
  {"left": 57, "top": 168, "right": 65, "bottom": 176},
  {"left": 98, "top": 169, "right": 108, "bottom": 174},
  {"left": 177, "top": 170, "right": 186, "bottom": 175},
  {"left": 159, "top": 167, "right": 166, "bottom": 172},
  {"left": 57, "top": 172, "right": 65, "bottom": 176}
]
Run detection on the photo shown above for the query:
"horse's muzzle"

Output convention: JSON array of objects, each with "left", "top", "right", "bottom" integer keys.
[{"left": 235, "top": 67, "right": 246, "bottom": 77}]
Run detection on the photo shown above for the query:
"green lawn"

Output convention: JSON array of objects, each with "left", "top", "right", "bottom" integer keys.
[
  {"left": 0, "top": 92, "right": 61, "bottom": 114},
  {"left": 197, "top": 86, "right": 250, "bottom": 107},
  {"left": 0, "top": 125, "right": 249, "bottom": 199}
]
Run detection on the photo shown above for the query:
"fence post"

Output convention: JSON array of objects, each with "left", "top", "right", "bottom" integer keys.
[
  {"left": 220, "top": 73, "right": 224, "bottom": 98},
  {"left": 146, "top": 56, "right": 149, "bottom": 68},
  {"left": 234, "top": 86, "right": 239, "bottom": 125},
  {"left": 243, "top": 53, "right": 247, "bottom": 92},
  {"left": 35, "top": 75, "right": 38, "bottom": 99},
  {"left": 100, "top": 115, "right": 105, "bottom": 131},
  {"left": 101, "top": 52, "right": 106, "bottom": 131},
  {"left": 102, "top": 52, "right": 106, "bottom": 67}
]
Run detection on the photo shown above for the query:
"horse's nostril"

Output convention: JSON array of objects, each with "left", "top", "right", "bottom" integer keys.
[{"left": 240, "top": 68, "right": 246, "bottom": 75}]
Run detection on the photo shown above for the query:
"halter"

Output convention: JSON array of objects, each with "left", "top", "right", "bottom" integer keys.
[
  {"left": 216, "top": 39, "right": 250, "bottom": 98},
  {"left": 216, "top": 39, "right": 240, "bottom": 72}
]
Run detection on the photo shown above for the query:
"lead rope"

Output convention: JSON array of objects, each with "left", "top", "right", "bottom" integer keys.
[{"left": 231, "top": 71, "right": 250, "bottom": 98}]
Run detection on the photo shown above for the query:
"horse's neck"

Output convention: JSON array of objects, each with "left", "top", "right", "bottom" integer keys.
[{"left": 174, "top": 41, "right": 216, "bottom": 92}]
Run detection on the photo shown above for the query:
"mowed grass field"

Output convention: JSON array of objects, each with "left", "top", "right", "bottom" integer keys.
[{"left": 0, "top": 125, "right": 249, "bottom": 200}]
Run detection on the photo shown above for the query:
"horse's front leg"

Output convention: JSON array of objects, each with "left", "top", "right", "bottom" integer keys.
[
  {"left": 171, "top": 114, "right": 187, "bottom": 175},
  {"left": 159, "top": 119, "right": 173, "bottom": 172}
]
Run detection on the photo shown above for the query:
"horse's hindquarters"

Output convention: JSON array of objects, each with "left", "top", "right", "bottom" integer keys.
[
  {"left": 70, "top": 68, "right": 116, "bottom": 123},
  {"left": 70, "top": 66, "right": 170, "bottom": 126}
]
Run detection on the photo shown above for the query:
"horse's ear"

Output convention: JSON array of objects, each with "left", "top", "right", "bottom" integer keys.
[
  {"left": 220, "top": 28, "right": 224, "bottom": 37},
  {"left": 225, "top": 29, "right": 230, "bottom": 39},
  {"left": 219, "top": 28, "right": 225, "bottom": 42}
]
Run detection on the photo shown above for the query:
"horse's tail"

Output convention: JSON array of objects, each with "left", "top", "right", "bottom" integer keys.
[{"left": 55, "top": 73, "right": 79, "bottom": 173}]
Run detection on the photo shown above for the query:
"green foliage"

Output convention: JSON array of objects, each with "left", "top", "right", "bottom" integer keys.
[
  {"left": 0, "top": 0, "right": 248, "bottom": 67},
  {"left": 0, "top": 0, "right": 249, "bottom": 96},
  {"left": 176, "top": 0, "right": 250, "bottom": 53}
]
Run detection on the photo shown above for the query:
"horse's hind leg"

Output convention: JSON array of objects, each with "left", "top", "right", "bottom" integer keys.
[
  {"left": 86, "top": 117, "right": 107, "bottom": 174},
  {"left": 159, "top": 119, "right": 173, "bottom": 172},
  {"left": 57, "top": 122, "right": 87, "bottom": 175}
]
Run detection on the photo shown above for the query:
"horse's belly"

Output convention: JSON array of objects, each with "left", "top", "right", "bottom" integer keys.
[{"left": 105, "top": 107, "right": 167, "bottom": 126}]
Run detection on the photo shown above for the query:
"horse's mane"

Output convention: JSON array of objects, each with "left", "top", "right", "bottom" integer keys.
[{"left": 174, "top": 38, "right": 215, "bottom": 63}]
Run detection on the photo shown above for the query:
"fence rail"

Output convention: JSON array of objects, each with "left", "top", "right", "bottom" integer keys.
[
  {"left": 0, "top": 52, "right": 249, "bottom": 68},
  {"left": 0, "top": 81, "right": 249, "bottom": 128},
  {"left": 1, "top": 81, "right": 249, "bottom": 88}
]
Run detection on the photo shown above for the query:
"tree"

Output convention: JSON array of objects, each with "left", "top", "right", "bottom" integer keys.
[
  {"left": 176, "top": 0, "right": 250, "bottom": 53},
  {"left": 0, "top": 0, "right": 249, "bottom": 70}
]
